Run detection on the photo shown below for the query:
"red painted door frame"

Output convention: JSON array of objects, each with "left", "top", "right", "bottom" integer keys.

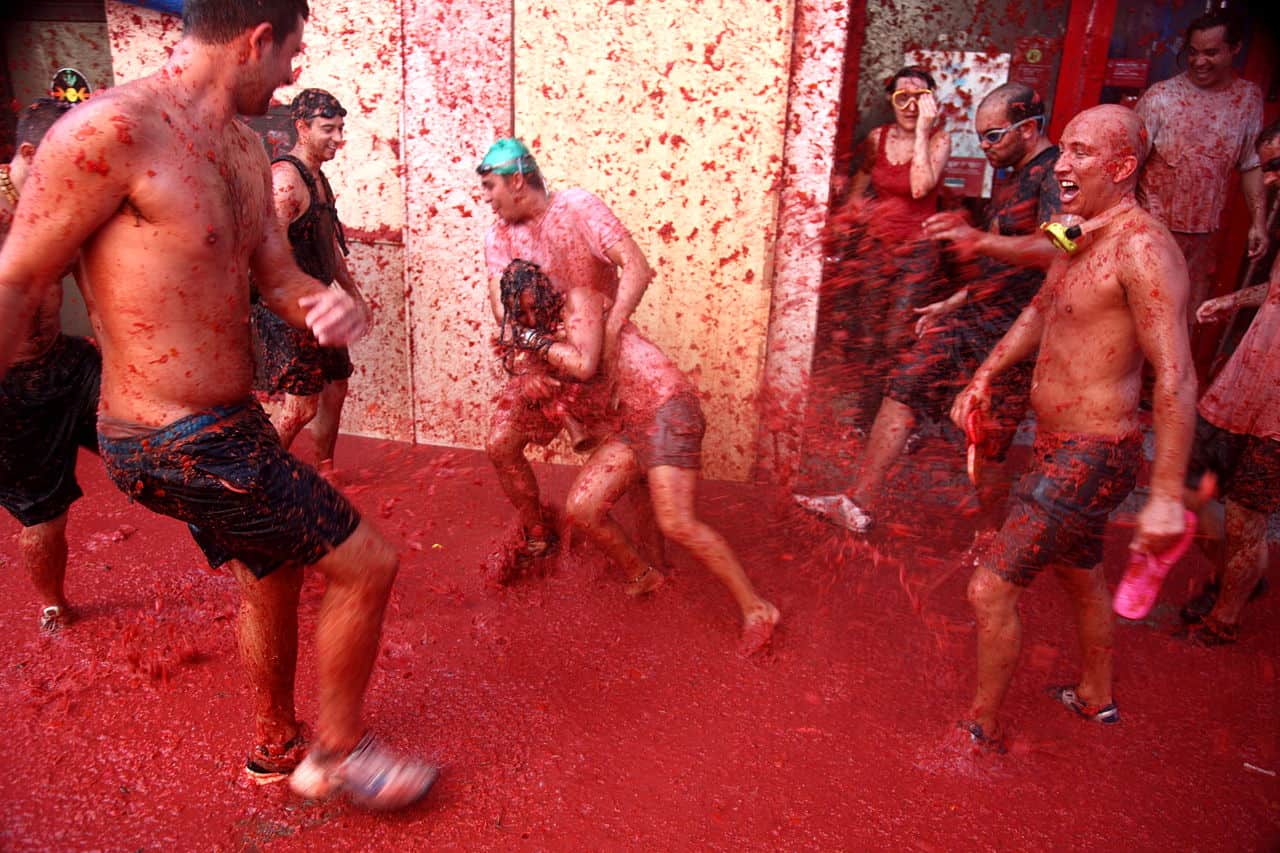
[{"left": 1049, "top": 0, "right": 1120, "bottom": 142}]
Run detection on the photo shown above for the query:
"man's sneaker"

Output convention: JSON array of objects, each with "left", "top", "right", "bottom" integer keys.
[
  {"left": 288, "top": 734, "right": 439, "bottom": 811},
  {"left": 957, "top": 720, "right": 1006, "bottom": 754},
  {"left": 39, "top": 605, "right": 67, "bottom": 634},
  {"left": 792, "top": 493, "right": 873, "bottom": 535},
  {"left": 245, "top": 728, "right": 310, "bottom": 785},
  {"left": 1049, "top": 686, "right": 1119, "bottom": 724}
]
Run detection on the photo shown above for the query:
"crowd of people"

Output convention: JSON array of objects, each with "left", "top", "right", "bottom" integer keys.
[
  {"left": 798, "top": 8, "right": 1274, "bottom": 748},
  {"left": 0, "top": 0, "right": 1273, "bottom": 812}
]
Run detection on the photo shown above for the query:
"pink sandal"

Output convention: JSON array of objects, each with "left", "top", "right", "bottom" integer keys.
[{"left": 1113, "top": 510, "right": 1197, "bottom": 620}]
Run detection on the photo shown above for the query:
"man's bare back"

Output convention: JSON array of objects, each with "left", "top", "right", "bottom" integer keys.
[{"left": 1032, "top": 204, "right": 1186, "bottom": 436}]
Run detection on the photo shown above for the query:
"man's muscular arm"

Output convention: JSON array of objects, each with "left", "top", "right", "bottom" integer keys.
[
  {"left": 253, "top": 193, "right": 366, "bottom": 347},
  {"left": 1124, "top": 228, "right": 1196, "bottom": 552},
  {"left": 0, "top": 97, "right": 133, "bottom": 374},
  {"left": 603, "top": 235, "right": 653, "bottom": 353},
  {"left": 925, "top": 211, "right": 1057, "bottom": 269},
  {"left": 271, "top": 160, "right": 308, "bottom": 226}
]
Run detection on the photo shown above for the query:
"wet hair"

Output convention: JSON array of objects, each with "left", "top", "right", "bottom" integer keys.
[
  {"left": 1258, "top": 119, "right": 1280, "bottom": 151},
  {"left": 984, "top": 81, "right": 1045, "bottom": 126},
  {"left": 1184, "top": 10, "right": 1244, "bottom": 49},
  {"left": 16, "top": 98, "right": 72, "bottom": 148},
  {"left": 498, "top": 259, "right": 563, "bottom": 374},
  {"left": 885, "top": 66, "right": 936, "bottom": 94},
  {"left": 290, "top": 88, "right": 346, "bottom": 123},
  {"left": 182, "top": 0, "right": 309, "bottom": 45}
]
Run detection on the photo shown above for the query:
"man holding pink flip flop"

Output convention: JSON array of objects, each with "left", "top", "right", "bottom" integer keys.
[{"left": 949, "top": 106, "right": 1195, "bottom": 749}]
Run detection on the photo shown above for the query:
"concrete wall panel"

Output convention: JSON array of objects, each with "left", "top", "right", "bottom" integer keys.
[
  {"left": 4, "top": 21, "right": 113, "bottom": 104},
  {"left": 401, "top": 0, "right": 514, "bottom": 450}
]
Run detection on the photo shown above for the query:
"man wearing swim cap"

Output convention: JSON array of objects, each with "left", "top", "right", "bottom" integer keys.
[
  {"left": 252, "top": 88, "right": 368, "bottom": 475},
  {"left": 477, "top": 138, "right": 655, "bottom": 585}
]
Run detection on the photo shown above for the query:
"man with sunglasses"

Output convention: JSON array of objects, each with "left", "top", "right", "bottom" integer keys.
[
  {"left": 794, "top": 84, "right": 1059, "bottom": 536},
  {"left": 477, "top": 138, "right": 655, "bottom": 585},
  {"left": 1135, "top": 11, "right": 1267, "bottom": 340},
  {"left": 252, "top": 88, "right": 368, "bottom": 475}
]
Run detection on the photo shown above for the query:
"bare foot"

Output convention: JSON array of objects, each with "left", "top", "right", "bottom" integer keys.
[
  {"left": 737, "top": 601, "right": 780, "bottom": 656},
  {"left": 625, "top": 565, "right": 665, "bottom": 597}
]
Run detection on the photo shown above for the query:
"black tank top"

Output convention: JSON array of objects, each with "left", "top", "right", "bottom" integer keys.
[{"left": 271, "top": 154, "right": 349, "bottom": 284}]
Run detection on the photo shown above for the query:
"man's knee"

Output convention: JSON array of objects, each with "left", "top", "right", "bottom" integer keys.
[
  {"left": 968, "top": 565, "right": 1020, "bottom": 618},
  {"left": 358, "top": 526, "right": 400, "bottom": 591},
  {"left": 485, "top": 417, "right": 526, "bottom": 463},
  {"left": 563, "top": 491, "right": 603, "bottom": 533},
  {"left": 654, "top": 508, "right": 698, "bottom": 544},
  {"left": 285, "top": 394, "right": 319, "bottom": 425}
]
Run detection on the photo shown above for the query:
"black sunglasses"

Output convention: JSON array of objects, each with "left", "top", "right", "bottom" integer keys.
[{"left": 306, "top": 106, "right": 346, "bottom": 120}]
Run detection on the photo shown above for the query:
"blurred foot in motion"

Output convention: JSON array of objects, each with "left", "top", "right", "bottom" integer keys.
[{"left": 792, "top": 493, "right": 873, "bottom": 535}]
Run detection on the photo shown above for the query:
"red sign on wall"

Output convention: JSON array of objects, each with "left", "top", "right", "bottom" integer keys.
[
  {"left": 1104, "top": 58, "right": 1150, "bottom": 89},
  {"left": 1010, "top": 36, "right": 1061, "bottom": 95},
  {"left": 942, "top": 157, "right": 988, "bottom": 197}
]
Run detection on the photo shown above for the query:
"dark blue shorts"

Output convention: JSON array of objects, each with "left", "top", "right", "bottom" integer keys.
[
  {"left": 99, "top": 400, "right": 360, "bottom": 578},
  {"left": 885, "top": 319, "right": 1031, "bottom": 461},
  {"left": 985, "top": 430, "right": 1141, "bottom": 586},
  {"left": 251, "top": 303, "right": 353, "bottom": 397},
  {"left": 1186, "top": 414, "right": 1280, "bottom": 515},
  {"left": 623, "top": 390, "right": 706, "bottom": 471},
  {"left": 0, "top": 335, "right": 101, "bottom": 526}
]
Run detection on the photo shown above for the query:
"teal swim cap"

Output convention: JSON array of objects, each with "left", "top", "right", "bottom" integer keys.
[{"left": 477, "top": 138, "right": 538, "bottom": 176}]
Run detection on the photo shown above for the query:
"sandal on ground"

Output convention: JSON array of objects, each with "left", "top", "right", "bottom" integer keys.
[
  {"left": 1049, "top": 686, "right": 1119, "bottom": 724},
  {"left": 289, "top": 733, "right": 439, "bottom": 811},
  {"left": 1177, "top": 616, "right": 1239, "bottom": 647},
  {"left": 957, "top": 720, "right": 1006, "bottom": 754},
  {"left": 1180, "top": 578, "right": 1268, "bottom": 624},
  {"left": 39, "top": 605, "right": 69, "bottom": 634},
  {"left": 245, "top": 726, "right": 310, "bottom": 785}
]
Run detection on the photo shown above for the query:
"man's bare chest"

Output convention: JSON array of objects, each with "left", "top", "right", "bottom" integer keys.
[
  {"left": 1048, "top": 251, "right": 1126, "bottom": 324},
  {"left": 133, "top": 131, "right": 267, "bottom": 245}
]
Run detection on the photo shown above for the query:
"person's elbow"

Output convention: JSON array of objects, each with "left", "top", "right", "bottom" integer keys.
[{"left": 562, "top": 355, "right": 599, "bottom": 382}]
